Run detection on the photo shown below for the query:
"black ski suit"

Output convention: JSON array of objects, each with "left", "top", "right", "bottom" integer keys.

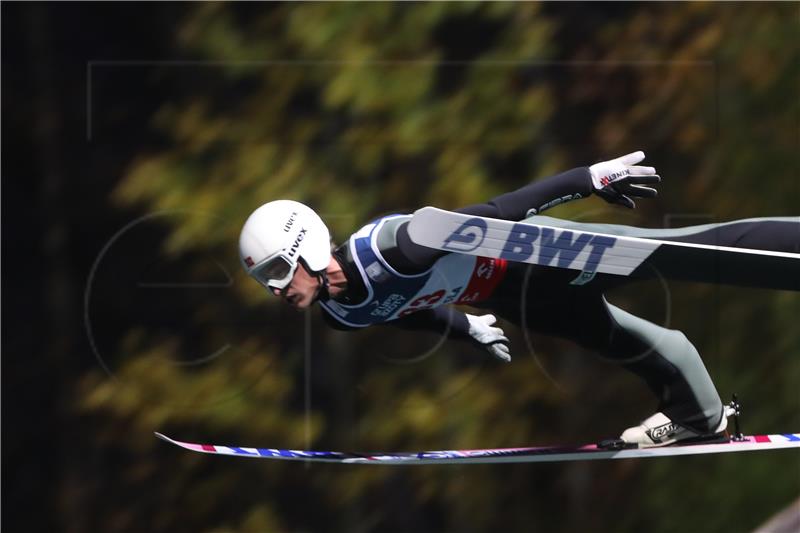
[{"left": 322, "top": 167, "right": 799, "bottom": 432}]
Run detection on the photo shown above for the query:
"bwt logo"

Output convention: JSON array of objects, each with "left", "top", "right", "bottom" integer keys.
[
  {"left": 499, "top": 224, "right": 617, "bottom": 271},
  {"left": 442, "top": 218, "right": 488, "bottom": 252},
  {"left": 443, "top": 220, "right": 618, "bottom": 272}
]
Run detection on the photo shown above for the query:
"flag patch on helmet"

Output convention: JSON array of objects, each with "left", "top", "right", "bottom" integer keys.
[{"left": 245, "top": 256, "right": 254, "bottom": 267}]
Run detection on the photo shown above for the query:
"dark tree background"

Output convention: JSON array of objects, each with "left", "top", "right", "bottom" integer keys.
[{"left": 3, "top": 3, "right": 798, "bottom": 532}]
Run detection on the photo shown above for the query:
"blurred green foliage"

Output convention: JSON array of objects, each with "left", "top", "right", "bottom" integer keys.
[{"left": 70, "top": 2, "right": 799, "bottom": 532}]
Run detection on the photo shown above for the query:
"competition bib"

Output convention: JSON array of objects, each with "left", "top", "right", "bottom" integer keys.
[{"left": 320, "top": 216, "right": 507, "bottom": 328}]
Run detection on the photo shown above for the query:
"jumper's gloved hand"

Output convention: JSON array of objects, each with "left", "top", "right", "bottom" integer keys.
[
  {"left": 466, "top": 313, "right": 511, "bottom": 362},
  {"left": 589, "top": 151, "right": 661, "bottom": 209}
]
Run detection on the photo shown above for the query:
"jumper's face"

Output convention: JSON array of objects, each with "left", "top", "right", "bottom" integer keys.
[{"left": 271, "top": 261, "right": 320, "bottom": 309}]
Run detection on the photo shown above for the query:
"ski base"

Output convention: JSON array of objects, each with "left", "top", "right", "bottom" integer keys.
[{"left": 155, "top": 432, "right": 800, "bottom": 465}]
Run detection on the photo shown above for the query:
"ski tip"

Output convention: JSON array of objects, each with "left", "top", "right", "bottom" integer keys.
[{"left": 154, "top": 432, "right": 173, "bottom": 443}]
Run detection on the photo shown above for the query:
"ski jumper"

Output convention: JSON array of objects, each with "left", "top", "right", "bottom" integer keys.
[{"left": 320, "top": 167, "right": 800, "bottom": 433}]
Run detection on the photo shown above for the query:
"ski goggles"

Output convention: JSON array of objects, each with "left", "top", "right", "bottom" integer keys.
[{"left": 251, "top": 253, "right": 298, "bottom": 291}]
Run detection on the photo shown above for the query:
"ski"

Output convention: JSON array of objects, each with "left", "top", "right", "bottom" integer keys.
[
  {"left": 155, "top": 432, "right": 800, "bottom": 465},
  {"left": 406, "top": 207, "right": 800, "bottom": 290}
]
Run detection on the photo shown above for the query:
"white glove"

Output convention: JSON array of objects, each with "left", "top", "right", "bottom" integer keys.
[
  {"left": 589, "top": 151, "right": 661, "bottom": 209},
  {"left": 466, "top": 313, "right": 511, "bottom": 363}
]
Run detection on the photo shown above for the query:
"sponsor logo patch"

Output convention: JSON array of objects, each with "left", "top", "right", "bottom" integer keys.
[
  {"left": 283, "top": 211, "right": 298, "bottom": 232},
  {"left": 526, "top": 193, "right": 584, "bottom": 216},
  {"left": 441, "top": 220, "right": 617, "bottom": 273},
  {"left": 370, "top": 294, "right": 407, "bottom": 317},
  {"left": 569, "top": 270, "right": 597, "bottom": 285},
  {"left": 498, "top": 224, "right": 616, "bottom": 272},
  {"left": 365, "top": 261, "right": 391, "bottom": 282},
  {"left": 648, "top": 423, "right": 679, "bottom": 441},
  {"left": 441, "top": 218, "right": 488, "bottom": 253},
  {"left": 288, "top": 228, "right": 307, "bottom": 258}
]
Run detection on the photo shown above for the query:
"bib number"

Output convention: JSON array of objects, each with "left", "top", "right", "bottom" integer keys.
[{"left": 398, "top": 287, "right": 462, "bottom": 317}]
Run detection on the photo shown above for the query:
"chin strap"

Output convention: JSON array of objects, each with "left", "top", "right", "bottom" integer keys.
[
  {"left": 297, "top": 257, "right": 330, "bottom": 304},
  {"left": 314, "top": 269, "right": 331, "bottom": 303}
]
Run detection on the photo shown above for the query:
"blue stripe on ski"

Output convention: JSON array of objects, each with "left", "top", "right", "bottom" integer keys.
[{"left": 229, "top": 447, "right": 259, "bottom": 456}]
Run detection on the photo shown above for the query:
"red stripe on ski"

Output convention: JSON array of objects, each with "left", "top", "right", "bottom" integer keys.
[{"left": 754, "top": 435, "right": 771, "bottom": 443}]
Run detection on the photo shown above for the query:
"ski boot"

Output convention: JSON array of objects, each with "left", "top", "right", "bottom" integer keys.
[
  {"left": 617, "top": 409, "right": 730, "bottom": 448},
  {"left": 600, "top": 398, "right": 743, "bottom": 450}
]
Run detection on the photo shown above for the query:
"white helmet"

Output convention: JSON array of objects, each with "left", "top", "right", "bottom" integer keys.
[{"left": 239, "top": 200, "right": 331, "bottom": 290}]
